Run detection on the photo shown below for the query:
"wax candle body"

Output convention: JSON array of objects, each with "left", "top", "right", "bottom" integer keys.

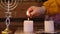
[
  {"left": 44, "top": 20, "right": 54, "bottom": 33},
  {"left": 24, "top": 20, "right": 33, "bottom": 32}
]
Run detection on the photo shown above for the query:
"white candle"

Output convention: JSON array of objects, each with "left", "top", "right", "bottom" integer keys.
[
  {"left": 44, "top": 20, "right": 54, "bottom": 33},
  {"left": 24, "top": 20, "right": 33, "bottom": 32}
]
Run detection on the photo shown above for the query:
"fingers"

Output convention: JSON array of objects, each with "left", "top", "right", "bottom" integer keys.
[
  {"left": 26, "top": 7, "right": 34, "bottom": 18},
  {"left": 27, "top": 10, "right": 37, "bottom": 18},
  {"left": 26, "top": 11, "right": 32, "bottom": 18},
  {"left": 26, "top": 6, "right": 40, "bottom": 18}
]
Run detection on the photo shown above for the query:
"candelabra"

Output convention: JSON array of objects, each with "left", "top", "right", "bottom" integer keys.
[{"left": 0, "top": 0, "right": 18, "bottom": 34}]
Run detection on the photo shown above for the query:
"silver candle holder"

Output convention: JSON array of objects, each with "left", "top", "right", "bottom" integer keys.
[{"left": 0, "top": 0, "right": 18, "bottom": 34}]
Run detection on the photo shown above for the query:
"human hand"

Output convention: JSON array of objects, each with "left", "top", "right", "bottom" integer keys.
[{"left": 26, "top": 6, "right": 46, "bottom": 18}]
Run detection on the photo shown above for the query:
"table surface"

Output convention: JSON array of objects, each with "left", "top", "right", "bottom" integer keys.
[
  {"left": 14, "top": 28, "right": 60, "bottom": 34},
  {"left": 1, "top": 27, "right": 60, "bottom": 34}
]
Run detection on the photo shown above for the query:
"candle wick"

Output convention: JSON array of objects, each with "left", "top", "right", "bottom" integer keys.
[{"left": 28, "top": 18, "right": 29, "bottom": 21}]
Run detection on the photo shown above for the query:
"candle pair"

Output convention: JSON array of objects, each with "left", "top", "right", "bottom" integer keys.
[{"left": 24, "top": 20, "right": 54, "bottom": 33}]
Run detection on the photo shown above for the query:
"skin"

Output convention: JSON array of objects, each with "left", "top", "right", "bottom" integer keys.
[{"left": 27, "top": 6, "right": 45, "bottom": 18}]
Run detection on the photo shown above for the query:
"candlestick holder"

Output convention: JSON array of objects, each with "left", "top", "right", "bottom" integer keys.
[
  {"left": 0, "top": 0, "right": 18, "bottom": 34},
  {"left": 2, "top": 27, "right": 12, "bottom": 34}
]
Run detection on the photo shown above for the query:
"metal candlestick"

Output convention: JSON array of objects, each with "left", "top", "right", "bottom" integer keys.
[{"left": 0, "top": 0, "right": 18, "bottom": 34}]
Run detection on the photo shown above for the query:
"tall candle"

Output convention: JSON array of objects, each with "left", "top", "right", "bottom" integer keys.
[
  {"left": 24, "top": 20, "right": 33, "bottom": 32},
  {"left": 44, "top": 20, "right": 54, "bottom": 33}
]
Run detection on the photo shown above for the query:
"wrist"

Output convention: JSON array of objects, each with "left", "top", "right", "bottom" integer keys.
[{"left": 40, "top": 6, "right": 46, "bottom": 14}]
